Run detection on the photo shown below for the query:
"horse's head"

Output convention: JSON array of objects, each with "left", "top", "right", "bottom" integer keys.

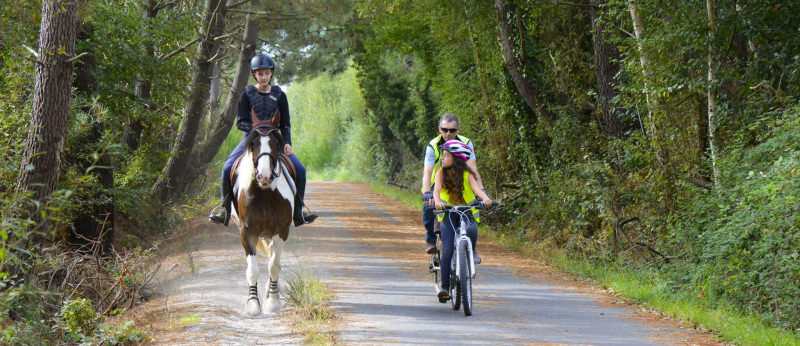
[{"left": 245, "top": 124, "right": 284, "bottom": 189}]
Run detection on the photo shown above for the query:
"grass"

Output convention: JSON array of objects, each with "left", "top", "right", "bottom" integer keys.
[
  {"left": 178, "top": 314, "right": 199, "bottom": 328},
  {"left": 357, "top": 178, "right": 800, "bottom": 346},
  {"left": 480, "top": 227, "right": 800, "bottom": 345},
  {"left": 281, "top": 269, "right": 336, "bottom": 345}
]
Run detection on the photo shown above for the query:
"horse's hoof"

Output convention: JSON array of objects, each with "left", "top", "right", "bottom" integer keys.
[
  {"left": 245, "top": 298, "right": 261, "bottom": 317},
  {"left": 264, "top": 297, "right": 282, "bottom": 314}
]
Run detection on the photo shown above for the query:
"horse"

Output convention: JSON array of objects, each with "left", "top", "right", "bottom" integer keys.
[{"left": 230, "top": 124, "right": 296, "bottom": 316}]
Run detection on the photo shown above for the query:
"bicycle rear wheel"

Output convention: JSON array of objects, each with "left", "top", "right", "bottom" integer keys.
[
  {"left": 430, "top": 251, "right": 441, "bottom": 294},
  {"left": 459, "top": 240, "right": 472, "bottom": 316}
]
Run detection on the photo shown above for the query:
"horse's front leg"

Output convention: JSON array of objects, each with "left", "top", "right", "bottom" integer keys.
[
  {"left": 243, "top": 232, "right": 262, "bottom": 317},
  {"left": 263, "top": 236, "right": 284, "bottom": 314}
]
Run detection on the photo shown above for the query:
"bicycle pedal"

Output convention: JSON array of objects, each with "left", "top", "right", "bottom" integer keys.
[{"left": 437, "top": 290, "right": 450, "bottom": 303}]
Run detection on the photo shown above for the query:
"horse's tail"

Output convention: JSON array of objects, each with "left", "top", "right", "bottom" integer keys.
[{"left": 256, "top": 238, "right": 271, "bottom": 257}]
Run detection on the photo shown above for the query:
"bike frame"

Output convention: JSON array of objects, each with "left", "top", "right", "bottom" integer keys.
[
  {"left": 440, "top": 201, "right": 484, "bottom": 282},
  {"left": 443, "top": 206, "right": 476, "bottom": 280}
]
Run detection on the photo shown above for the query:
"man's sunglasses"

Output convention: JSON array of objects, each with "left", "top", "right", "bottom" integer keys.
[{"left": 440, "top": 127, "right": 458, "bottom": 133}]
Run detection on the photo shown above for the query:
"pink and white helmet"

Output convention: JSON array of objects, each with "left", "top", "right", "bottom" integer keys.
[{"left": 440, "top": 140, "right": 472, "bottom": 161}]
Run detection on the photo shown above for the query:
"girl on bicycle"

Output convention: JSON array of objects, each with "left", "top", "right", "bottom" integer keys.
[{"left": 432, "top": 140, "right": 493, "bottom": 302}]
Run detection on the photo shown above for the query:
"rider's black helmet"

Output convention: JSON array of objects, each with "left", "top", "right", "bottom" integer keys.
[{"left": 250, "top": 53, "right": 275, "bottom": 71}]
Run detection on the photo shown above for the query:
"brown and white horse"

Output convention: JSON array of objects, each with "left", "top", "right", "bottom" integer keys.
[{"left": 230, "top": 124, "right": 294, "bottom": 316}]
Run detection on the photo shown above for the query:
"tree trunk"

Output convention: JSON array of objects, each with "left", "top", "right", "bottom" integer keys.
[
  {"left": 627, "top": 0, "right": 664, "bottom": 165},
  {"left": 627, "top": 0, "right": 654, "bottom": 133},
  {"left": 122, "top": 0, "right": 158, "bottom": 152},
  {"left": 181, "top": 15, "right": 259, "bottom": 193},
  {"left": 206, "top": 61, "right": 221, "bottom": 141},
  {"left": 16, "top": 0, "right": 78, "bottom": 243},
  {"left": 495, "top": 0, "right": 556, "bottom": 123},
  {"left": 706, "top": 0, "right": 721, "bottom": 187},
  {"left": 463, "top": 0, "right": 489, "bottom": 107},
  {"left": 152, "top": 0, "right": 226, "bottom": 202},
  {"left": 590, "top": 0, "right": 623, "bottom": 139},
  {"left": 697, "top": 94, "right": 709, "bottom": 168}
]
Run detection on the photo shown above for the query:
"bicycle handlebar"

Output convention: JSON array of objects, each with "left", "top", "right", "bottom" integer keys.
[{"left": 440, "top": 200, "right": 503, "bottom": 211}]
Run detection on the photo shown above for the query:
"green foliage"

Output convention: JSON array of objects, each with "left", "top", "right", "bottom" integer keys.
[
  {"left": 95, "top": 320, "right": 149, "bottom": 345},
  {"left": 57, "top": 297, "right": 148, "bottom": 344},
  {"left": 251, "top": 0, "right": 353, "bottom": 84},
  {"left": 59, "top": 297, "right": 99, "bottom": 342},
  {"left": 1, "top": 0, "right": 798, "bottom": 340},
  {"left": 353, "top": 0, "right": 800, "bottom": 336},
  {"left": 291, "top": 65, "right": 378, "bottom": 180},
  {"left": 665, "top": 106, "right": 800, "bottom": 329},
  {"left": 0, "top": 282, "right": 54, "bottom": 344}
]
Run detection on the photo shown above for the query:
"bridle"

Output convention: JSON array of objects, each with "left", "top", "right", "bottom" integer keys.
[{"left": 250, "top": 124, "right": 283, "bottom": 183}]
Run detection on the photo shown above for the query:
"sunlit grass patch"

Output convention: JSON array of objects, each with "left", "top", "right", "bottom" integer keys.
[
  {"left": 178, "top": 314, "right": 200, "bottom": 327},
  {"left": 281, "top": 270, "right": 335, "bottom": 344}
]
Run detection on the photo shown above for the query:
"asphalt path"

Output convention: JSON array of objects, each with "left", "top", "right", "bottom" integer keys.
[
  {"left": 292, "top": 182, "right": 713, "bottom": 345},
  {"left": 145, "top": 181, "right": 718, "bottom": 345}
]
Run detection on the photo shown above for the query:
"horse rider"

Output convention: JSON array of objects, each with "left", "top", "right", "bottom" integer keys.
[{"left": 209, "top": 52, "right": 317, "bottom": 227}]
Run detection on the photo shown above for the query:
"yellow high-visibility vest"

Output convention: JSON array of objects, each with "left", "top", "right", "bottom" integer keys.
[{"left": 437, "top": 170, "right": 479, "bottom": 223}]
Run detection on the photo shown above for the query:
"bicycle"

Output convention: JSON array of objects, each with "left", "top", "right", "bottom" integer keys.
[{"left": 428, "top": 200, "right": 492, "bottom": 316}]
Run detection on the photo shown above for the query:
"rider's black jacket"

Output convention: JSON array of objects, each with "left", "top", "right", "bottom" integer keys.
[{"left": 236, "top": 85, "right": 292, "bottom": 145}]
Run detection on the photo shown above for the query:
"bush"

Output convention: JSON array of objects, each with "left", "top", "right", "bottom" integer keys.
[
  {"left": 59, "top": 297, "right": 99, "bottom": 342},
  {"left": 664, "top": 105, "right": 800, "bottom": 329}
]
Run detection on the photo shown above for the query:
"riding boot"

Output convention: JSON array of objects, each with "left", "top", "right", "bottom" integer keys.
[
  {"left": 209, "top": 178, "right": 233, "bottom": 226},
  {"left": 293, "top": 194, "right": 318, "bottom": 227}
]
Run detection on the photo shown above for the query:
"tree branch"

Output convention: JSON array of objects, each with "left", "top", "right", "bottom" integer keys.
[
  {"left": 689, "top": 175, "right": 714, "bottom": 190},
  {"left": 213, "top": 32, "right": 238, "bottom": 41},
  {"left": 226, "top": 0, "right": 250, "bottom": 9},
  {"left": 548, "top": 0, "right": 597, "bottom": 7},
  {"left": 153, "top": 0, "right": 177, "bottom": 12},
  {"left": 159, "top": 37, "right": 202, "bottom": 60},
  {"left": 66, "top": 52, "right": 88, "bottom": 63},
  {"left": 22, "top": 44, "right": 39, "bottom": 58},
  {"left": 495, "top": 0, "right": 557, "bottom": 122},
  {"left": 635, "top": 242, "right": 673, "bottom": 263},
  {"left": 226, "top": 8, "right": 311, "bottom": 20}
]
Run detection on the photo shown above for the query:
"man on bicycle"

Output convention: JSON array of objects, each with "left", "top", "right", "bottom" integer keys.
[{"left": 421, "top": 113, "right": 485, "bottom": 254}]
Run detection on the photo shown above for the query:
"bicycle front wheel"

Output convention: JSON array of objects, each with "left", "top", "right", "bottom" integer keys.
[
  {"left": 450, "top": 260, "right": 461, "bottom": 311},
  {"left": 459, "top": 240, "right": 473, "bottom": 316}
]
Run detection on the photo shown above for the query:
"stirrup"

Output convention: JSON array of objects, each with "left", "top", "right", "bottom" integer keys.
[
  {"left": 302, "top": 211, "right": 318, "bottom": 224},
  {"left": 294, "top": 205, "right": 317, "bottom": 227},
  {"left": 209, "top": 204, "right": 230, "bottom": 226}
]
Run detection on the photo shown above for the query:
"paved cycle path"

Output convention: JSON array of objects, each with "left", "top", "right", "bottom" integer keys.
[{"left": 289, "top": 182, "right": 718, "bottom": 345}]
